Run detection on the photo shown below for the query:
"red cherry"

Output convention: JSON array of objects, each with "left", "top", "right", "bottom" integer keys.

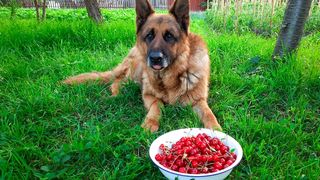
[
  {"left": 220, "top": 146, "right": 228, "bottom": 154},
  {"left": 191, "top": 160, "right": 199, "bottom": 167},
  {"left": 171, "top": 164, "right": 179, "bottom": 171},
  {"left": 194, "top": 153, "right": 202, "bottom": 161},
  {"left": 155, "top": 154, "right": 163, "bottom": 161},
  {"left": 190, "top": 148, "right": 198, "bottom": 155},
  {"left": 188, "top": 156, "right": 196, "bottom": 161},
  {"left": 175, "top": 159, "right": 183, "bottom": 167},
  {"left": 224, "top": 164, "right": 230, "bottom": 169},
  {"left": 214, "top": 162, "right": 223, "bottom": 170},
  {"left": 175, "top": 144, "right": 182, "bottom": 150},
  {"left": 178, "top": 167, "right": 187, "bottom": 173},
  {"left": 202, "top": 167, "right": 209, "bottom": 173},
  {"left": 231, "top": 152, "right": 237, "bottom": 159},
  {"left": 211, "top": 168, "right": 219, "bottom": 172},
  {"left": 202, "top": 148, "right": 211, "bottom": 154},
  {"left": 155, "top": 134, "right": 235, "bottom": 175},
  {"left": 196, "top": 134, "right": 204, "bottom": 140},
  {"left": 177, "top": 149, "right": 184, "bottom": 155},
  {"left": 214, "top": 145, "right": 221, "bottom": 150},
  {"left": 210, "top": 139, "right": 218, "bottom": 145},
  {"left": 160, "top": 160, "right": 167, "bottom": 166},
  {"left": 226, "top": 159, "right": 234, "bottom": 166},
  {"left": 184, "top": 146, "right": 192, "bottom": 154},
  {"left": 220, "top": 158, "right": 226, "bottom": 164},
  {"left": 190, "top": 168, "right": 198, "bottom": 174},
  {"left": 202, "top": 133, "right": 208, "bottom": 138},
  {"left": 166, "top": 154, "right": 173, "bottom": 161},
  {"left": 205, "top": 136, "right": 212, "bottom": 141},
  {"left": 199, "top": 142, "right": 207, "bottom": 150},
  {"left": 200, "top": 155, "right": 208, "bottom": 162},
  {"left": 160, "top": 144, "right": 164, "bottom": 148},
  {"left": 212, "top": 154, "right": 219, "bottom": 161}
]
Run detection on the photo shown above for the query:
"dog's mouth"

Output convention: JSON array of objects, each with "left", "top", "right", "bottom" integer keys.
[{"left": 151, "top": 65, "right": 164, "bottom": 70}]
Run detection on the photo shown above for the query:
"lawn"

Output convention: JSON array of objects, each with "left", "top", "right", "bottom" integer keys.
[{"left": 0, "top": 8, "right": 319, "bottom": 179}]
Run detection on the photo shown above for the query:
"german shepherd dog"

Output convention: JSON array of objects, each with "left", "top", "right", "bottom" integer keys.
[{"left": 64, "top": 0, "right": 222, "bottom": 132}]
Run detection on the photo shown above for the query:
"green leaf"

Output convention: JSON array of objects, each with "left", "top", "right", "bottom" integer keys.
[
  {"left": 61, "top": 155, "right": 71, "bottom": 163},
  {"left": 40, "top": 165, "right": 50, "bottom": 172}
]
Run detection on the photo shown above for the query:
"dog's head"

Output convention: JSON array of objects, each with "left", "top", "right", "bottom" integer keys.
[{"left": 136, "top": 0, "right": 190, "bottom": 71}]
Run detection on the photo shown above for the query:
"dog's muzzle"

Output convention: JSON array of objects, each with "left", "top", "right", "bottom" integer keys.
[{"left": 147, "top": 51, "right": 169, "bottom": 70}]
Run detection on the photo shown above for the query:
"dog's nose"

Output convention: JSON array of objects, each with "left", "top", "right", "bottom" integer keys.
[{"left": 149, "top": 51, "right": 164, "bottom": 63}]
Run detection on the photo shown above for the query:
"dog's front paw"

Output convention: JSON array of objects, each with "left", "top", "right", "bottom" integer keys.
[{"left": 141, "top": 118, "right": 159, "bottom": 133}]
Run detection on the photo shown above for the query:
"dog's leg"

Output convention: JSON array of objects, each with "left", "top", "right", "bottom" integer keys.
[
  {"left": 193, "top": 100, "right": 222, "bottom": 131},
  {"left": 141, "top": 94, "right": 163, "bottom": 132},
  {"left": 110, "top": 78, "right": 126, "bottom": 96}
]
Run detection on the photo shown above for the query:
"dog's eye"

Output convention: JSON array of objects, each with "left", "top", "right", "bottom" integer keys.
[
  {"left": 164, "top": 32, "right": 175, "bottom": 43},
  {"left": 145, "top": 31, "right": 154, "bottom": 43}
]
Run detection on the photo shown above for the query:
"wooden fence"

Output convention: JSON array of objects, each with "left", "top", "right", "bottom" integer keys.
[
  {"left": 19, "top": 0, "right": 207, "bottom": 11},
  {"left": 205, "top": 0, "right": 319, "bottom": 34}
]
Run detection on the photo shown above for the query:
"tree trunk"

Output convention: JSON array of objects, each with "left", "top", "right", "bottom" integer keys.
[
  {"left": 34, "top": 0, "right": 40, "bottom": 21},
  {"left": 84, "top": 0, "right": 103, "bottom": 23},
  {"left": 10, "top": 1, "right": 17, "bottom": 19},
  {"left": 42, "top": 0, "right": 46, "bottom": 21},
  {"left": 273, "top": 0, "right": 312, "bottom": 58}
]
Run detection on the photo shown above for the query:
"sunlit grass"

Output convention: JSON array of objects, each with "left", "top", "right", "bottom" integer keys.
[{"left": 0, "top": 8, "right": 319, "bottom": 179}]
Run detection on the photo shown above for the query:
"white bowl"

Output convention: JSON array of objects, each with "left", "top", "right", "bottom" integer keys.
[{"left": 149, "top": 128, "right": 243, "bottom": 180}]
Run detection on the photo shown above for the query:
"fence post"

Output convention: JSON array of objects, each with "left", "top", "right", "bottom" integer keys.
[
  {"left": 223, "top": 0, "right": 229, "bottom": 32},
  {"left": 253, "top": 0, "right": 256, "bottom": 17},
  {"left": 270, "top": 0, "right": 275, "bottom": 29},
  {"left": 260, "top": 0, "right": 265, "bottom": 27},
  {"left": 235, "top": 0, "right": 239, "bottom": 33}
]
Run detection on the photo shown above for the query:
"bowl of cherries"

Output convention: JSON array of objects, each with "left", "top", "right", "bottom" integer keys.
[{"left": 149, "top": 128, "right": 243, "bottom": 180}]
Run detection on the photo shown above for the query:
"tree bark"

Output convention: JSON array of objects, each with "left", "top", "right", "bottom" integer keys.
[
  {"left": 34, "top": 0, "right": 40, "bottom": 21},
  {"left": 42, "top": 0, "right": 46, "bottom": 21},
  {"left": 84, "top": 0, "right": 103, "bottom": 23},
  {"left": 273, "top": 0, "right": 312, "bottom": 58},
  {"left": 10, "top": 0, "right": 17, "bottom": 19}
]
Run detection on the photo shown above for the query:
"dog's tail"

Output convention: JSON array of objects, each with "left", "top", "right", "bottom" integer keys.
[
  {"left": 63, "top": 71, "right": 112, "bottom": 84},
  {"left": 63, "top": 60, "right": 129, "bottom": 85}
]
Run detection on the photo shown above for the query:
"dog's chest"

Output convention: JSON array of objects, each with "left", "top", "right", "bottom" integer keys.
[{"left": 144, "top": 70, "right": 200, "bottom": 104}]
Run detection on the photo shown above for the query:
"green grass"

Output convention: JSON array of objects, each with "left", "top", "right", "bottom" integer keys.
[
  {"left": 1, "top": 8, "right": 320, "bottom": 179},
  {"left": 205, "top": 2, "right": 320, "bottom": 36}
]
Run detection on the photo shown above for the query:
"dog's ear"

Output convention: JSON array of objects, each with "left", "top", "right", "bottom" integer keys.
[
  {"left": 169, "top": 0, "right": 190, "bottom": 34},
  {"left": 136, "top": 0, "right": 154, "bottom": 33}
]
